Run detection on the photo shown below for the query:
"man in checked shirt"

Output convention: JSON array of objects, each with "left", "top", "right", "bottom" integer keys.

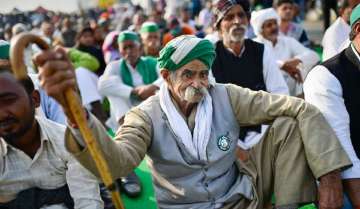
[{"left": 0, "top": 68, "right": 104, "bottom": 208}]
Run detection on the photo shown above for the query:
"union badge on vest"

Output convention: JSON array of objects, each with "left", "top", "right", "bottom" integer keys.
[{"left": 217, "top": 134, "right": 232, "bottom": 151}]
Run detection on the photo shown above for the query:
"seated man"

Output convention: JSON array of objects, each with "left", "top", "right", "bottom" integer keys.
[
  {"left": 275, "top": 0, "right": 311, "bottom": 47},
  {"left": 139, "top": 22, "right": 162, "bottom": 58},
  {"left": 37, "top": 35, "right": 351, "bottom": 209},
  {"left": 0, "top": 69, "right": 103, "bottom": 208},
  {"left": 251, "top": 8, "right": 319, "bottom": 97},
  {"left": 98, "top": 31, "right": 162, "bottom": 130},
  {"left": 304, "top": 4, "right": 360, "bottom": 207}
]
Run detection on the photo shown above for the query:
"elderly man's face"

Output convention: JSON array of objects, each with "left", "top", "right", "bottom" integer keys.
[
  {"left": 119, "top": 40, "right": 141, "bottom": 66},
  {"left": 219, "top": 5, "right": 248, "bottom": 43},
  {"left": 262, "top": 19, "right": 279, "bottom": 43},
  {"left": 163, "top": 60, "right": 210, "bottom": 104},
  {"left": 277, "top": 3, "right": 294, "bottom": 21}
]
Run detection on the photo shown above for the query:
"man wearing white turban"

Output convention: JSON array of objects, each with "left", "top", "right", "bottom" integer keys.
[
  {"left": 251, "top": 8, "right": 319, "bottom": 97},
  {"left": 35, "top": 35, "right": 350, "bottom": 209}
]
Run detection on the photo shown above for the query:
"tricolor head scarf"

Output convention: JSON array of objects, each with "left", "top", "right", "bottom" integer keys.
[
  {"left": 0, "top": 40, "right": 10, "bottom": 60},
  {"left": 117, "top": 30, "right": 140, "bottom": 44},
  {"left": 250, "top": 8, "right": 280, "bottom": 36},
  {"left": 139, "top": 22, "right": 159, "bottom": 34},
  {"left": 213, "top": 0, "right": 251, "bottom": 28},
  {"left": 157, "top": 35, "right": 216, "bottom": 72}
]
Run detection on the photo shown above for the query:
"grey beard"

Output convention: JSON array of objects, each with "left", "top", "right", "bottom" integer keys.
[{"left": 184, "top": 86, "right": 208, "bottom": 103}]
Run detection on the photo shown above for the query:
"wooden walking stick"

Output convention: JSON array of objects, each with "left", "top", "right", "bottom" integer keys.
[{"left": 10, "top": 33, "right": 125, "bottom": 209}]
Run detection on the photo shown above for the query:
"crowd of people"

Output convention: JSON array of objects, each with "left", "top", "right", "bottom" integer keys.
[{"left": 0, "top": 0, "right": 359, "bottom": 208}]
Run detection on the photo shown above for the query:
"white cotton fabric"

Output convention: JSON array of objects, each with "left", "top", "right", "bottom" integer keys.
[
  {"left": 250, "top": 8, "right": 280, "bottom": 36},
  {"left": 322, "top": 17, "right": 351, "bottom": 61},
  {"left": 159, "top": 84, "right": 213, "bottom": 161},
  {"left": 170, "top": 35, "right": 201, "bottom": 64}
]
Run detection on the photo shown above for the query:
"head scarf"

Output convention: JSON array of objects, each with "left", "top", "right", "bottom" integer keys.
[
  {"left": 0, "top": 40, "right": 10, "bottom": 60},
  {"left": 250, "top": 8, "right": 280, "bottom": 36},
  {"left": 117, "top": 30, "right": 140, "bottom": 43},
  {"left": 157, "top": 35, "right": 216, "bottom": 71},
  {"left": 350, "top": 4, "right": 360, "bottom": 27},
  {"left": 140, "top": 22, "right": 159, "bottom": 34},
  {"left": 213, "top": 0, "right": 251, "bottom": 28}
]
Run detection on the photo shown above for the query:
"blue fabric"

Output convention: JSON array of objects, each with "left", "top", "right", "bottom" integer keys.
[{"left": 39, "top": 89, "right": 66, "bottom": 125}]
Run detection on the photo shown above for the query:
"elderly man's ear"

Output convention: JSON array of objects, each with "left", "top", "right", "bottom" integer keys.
[{"left": 160, "top": 69, "right": 171, "bottom": 83}]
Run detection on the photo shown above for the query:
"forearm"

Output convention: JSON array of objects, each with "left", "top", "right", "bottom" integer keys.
[{"left": 65, "top": 110, "right": 151, "bottom": 179}]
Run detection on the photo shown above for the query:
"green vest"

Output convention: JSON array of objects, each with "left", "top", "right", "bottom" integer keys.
[{"left": 120, "top": 56, "right": 158, "bottom": 87}]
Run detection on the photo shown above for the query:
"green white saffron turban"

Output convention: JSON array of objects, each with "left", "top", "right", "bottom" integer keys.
[
  {"left": 157, "top": 35, "right": 216, "bottom": 71},
  {"left": 117, "top": 30, "right": 140, "bottom": 43},
  {"left": 140, "top": 22, "right": 159, "bottom": 34}
]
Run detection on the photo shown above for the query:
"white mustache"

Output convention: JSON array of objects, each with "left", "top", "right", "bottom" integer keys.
[{"left": 184, "top": 86, "right": 208, "bottom": 102}]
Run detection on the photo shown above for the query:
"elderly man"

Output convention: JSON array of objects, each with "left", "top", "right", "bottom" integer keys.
[
  {"left": 211, "top": 0, "right": 288, "bottom": 148},
  {"left": 36, "top": 35, "right": 351, "bottom": 209},
  {"left": 139, "top": 22, "right": 161, "bottom": 57},
  {"left": 0, "top": 69, "right": 103, "bottom": 208},
  {"left": 251, "top": 8, "right": 319, "bottom": 97},
  {"left": 304, "top": 4, "right": 360, "bottom": 208},
  {"left": 98, "top": 30, "right": 161, "bottom": 130}
]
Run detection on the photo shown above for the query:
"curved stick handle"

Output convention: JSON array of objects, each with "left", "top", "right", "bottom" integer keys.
[{"left": 10, "top": 33, "right": 125, "bottom": 209}]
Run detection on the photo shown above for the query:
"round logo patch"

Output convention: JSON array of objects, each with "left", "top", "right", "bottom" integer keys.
[{"left": 217, "top": 135, "right": 231, "bottom": 151}]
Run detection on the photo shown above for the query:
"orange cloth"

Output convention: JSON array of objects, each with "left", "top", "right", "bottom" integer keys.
[{"left": 162, "top": 25, "right": 195, "bottom": 45}]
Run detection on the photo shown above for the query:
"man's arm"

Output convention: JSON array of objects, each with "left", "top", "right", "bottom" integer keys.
[
  {"left": 226, "top": 83, "right": 351, "bottom": 178},
  {"left": 65, "top": 108, "right": 152, "bottom": 180},
  {"left": 65, "top": 154, "right": 104, "bottom": 209},
  {"left": 262, "top": 45, "right": 290, "bottom": 95}
]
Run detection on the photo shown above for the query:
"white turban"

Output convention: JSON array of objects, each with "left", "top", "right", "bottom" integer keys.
[{"left": 250, "top": 8, "right": 280, "bottom": 36}]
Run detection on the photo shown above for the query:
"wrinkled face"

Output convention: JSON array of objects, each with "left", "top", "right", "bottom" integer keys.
[
  {"left": 141, "top": 32, "right": 161, "bottom": 49},
  {"left": 79, "top": 31, "right": 95, "bottom": 46},
  {"left": 277, "top": 3, "right": 294, "bottom": 21},
  {"left": 262, "top": 19, "right": 279, "bottom": 42},
  {"left": 119, "top": 40, "right": 141, "bottom": 65},
  {"left": 163, "top": 60, "right": 210, "bottom": 104},
  {"left": 0, "top": 73, "right": 37, "bottom": 143},
  {"left": 219, "top": 5, "right": 248, "bottom": 43}
]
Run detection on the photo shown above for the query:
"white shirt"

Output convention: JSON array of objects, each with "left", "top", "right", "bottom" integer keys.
[
  {"left": 75, "top": 67, "right": 102, "bottom": 110},
  {"left": 303, "top": 44, "right": 360, "bottom": 179},
  {"left": 0, "top": 117, "right": 103, "bottom": 208},
  {"left": 322, "top": 17, "right": 351, "bottom": 61},
  {"left": 254, "top": 35, "right": 319, "bottom": 96}
]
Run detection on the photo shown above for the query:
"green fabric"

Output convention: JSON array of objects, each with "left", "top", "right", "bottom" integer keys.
[
  {"left": 351, "top": 4, "right": 360, "bottom": 27},
  {"left": 0, "top": 40, "right": 10, "bottom": 59},
  {"left": 117, "top": 31, "right": 140, "bottom": 43},
  {"left": 68, "top": 48, "right": 100, "bottom": 72},
  {"left": 157, "top": 36, "right": 216, "bottom": 72},
  {"left": 120, "top": 57, "right": 158, "bottom": 87},
  {"left": 140, "top": 22, "right": 159, "bottom": 34},
  {"left": 106, "top": 130, "right": 158, "bottom": 209}
]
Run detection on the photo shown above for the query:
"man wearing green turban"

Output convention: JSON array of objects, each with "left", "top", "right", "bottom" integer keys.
[
  {"left": 139, "top": 22, "right": 161, "bottom": 57},
  {"left": 37, "top": 35, "right": 351, "bottom": 209}
]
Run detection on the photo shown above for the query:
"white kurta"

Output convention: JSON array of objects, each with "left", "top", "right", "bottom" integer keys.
[
  {"left": 322, "top": 17, "right": 351, "bottom": 61},
  {"left": 98, "top": 59, "right": 162, "bottom": 131},
  {"left": 303, "top": 44, "right": 360, "bottom": 179},
  {"left": 254, "top": 35, "right": 319, "bottom": 96}
]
